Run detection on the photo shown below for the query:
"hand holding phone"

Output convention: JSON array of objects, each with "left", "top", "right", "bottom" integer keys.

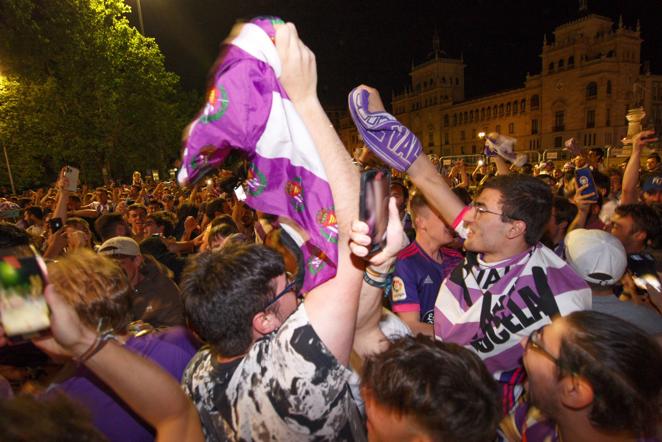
[
  {"left": 574, "top": 167, "right": 598, "bottom": 202},
  {"left": 359, "top": 169, "right": 391, "bottom": 254},
  {"left": 62, "top": 166, "right": 80, "bottom": 192},
  {"left": 0, "top": 245, "right": 50, "bottom": 344}
]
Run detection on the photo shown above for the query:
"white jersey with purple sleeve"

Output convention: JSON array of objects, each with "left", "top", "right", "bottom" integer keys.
[
  {"left": 434, "top": 207, "right": 591, "bottom": 397},
  {"left": 391, "top": 241, "right": 463, "bottom": 324}
]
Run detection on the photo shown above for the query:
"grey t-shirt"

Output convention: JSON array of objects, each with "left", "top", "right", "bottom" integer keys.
[
  {"left": 592, "top": 295, "right": 662, "bottom": 335},
  {"left": 182, "top": 304, "right": 365, "bottom": 441}
]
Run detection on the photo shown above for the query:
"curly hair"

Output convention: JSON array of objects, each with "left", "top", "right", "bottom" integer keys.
[
  {"left": 180, "top": 243, "right": 284, "bottom": 357},
  {"left": 558, "top": 311, "right": 662, "bottom": 436},
  {"left": 361, "top": 335, "right": 501, "bottom": 442},
  {"left": 48, "top": 249, "right": 132, "bottom": 333}
]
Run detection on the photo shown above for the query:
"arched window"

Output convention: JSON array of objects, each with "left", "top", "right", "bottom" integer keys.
[
  {"left": 459, "top": 113, "right": 463, "bottom": 125},
  {"left": 499, "top": 104, "right": 504, "bottom": 117},
  {"left": 481, "top": 108, "right": 485, "bottom": 120},
  {"left": 607, "top": 80, "right": 612, "bottom": 95},
  {"left": 586, "top": 81, "right": 597, "bottom": 99},
  {"left": 493, "top": 105, "right": 498, "bottom": 117},
  {"left": 487, "top": 107, "right": 492, "bottom": 119},
  {"left": 520, "top": 99, "right": 526, "bottom": 113},
  {"left": 455, "top": 77, "right": 460, "bottom": 85},
  {"left": 453, "top": 114, "right": 457, "bottom": 126},
  {"left": 469, "top": 110, "right": 474, "bottom": 122},
  {"left": 464, "top": 111, "right": 468, "bottom": 122},
  {"left": 506, "top": 103, "right": 511, "bottom": 115},
  {"left": 530, "top": 95, "right": 539, "bottom": 110},
  {"left": 443, "top": 114, "right": 449, "bottom": 127},
  {"left": 568, "top": 56, "right": 574, "bottom": 67},
  {"left": 442, "top": 77, "right": 446, "bottom": 84},
  {"left": 513, "top": 101, "right": 518, "bottom": 114},
  {"left": 548, "top": 62, "right": 554, "bottom": 73}
]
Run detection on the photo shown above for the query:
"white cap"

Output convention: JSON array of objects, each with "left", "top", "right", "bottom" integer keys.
[{"left": 564, "top": 229, "right": 627, "bottom": 286}]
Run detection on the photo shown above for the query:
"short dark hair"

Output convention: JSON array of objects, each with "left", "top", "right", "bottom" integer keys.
[
  {"left": 390, "top": 179, "right": 409, "bottom": 202},
  {"left": 146, "top": 211, "right": 176, "bottom": 237},
  {"left": 648, "top": 152, "right": 661, "bottom": 163},
  {"left": 127, "top": 203, "right": 147, "bottom": 216},
  {"left": 362, "top": 335, "right": 501, "bottom": 442},
  {"left": 614, "top": 203, "right": 660, "bottom": 242},
  {"left": 25, "top": 206, "right": 44, "bottom": 220},
  {"left": 0, "top": 222, "right": 31, "bottom": 248},
  {"left": 208, "top": 223, "right": 239, "bottom": 243},
  {"left": 94, "top": 213, "right": 127, "bottom": 242},
  {"left": 148, "top": 200, "right": 164, "bottom": 211},
  {"left": 482, "top": 175, "right": 553, "bottom": 246},
  {"left": 592, "top": 171, "right": 610, "bottom": 194},
  {"left": 553, "top": 197, "right": 578, "bottom": 226},
  {"left": 181, "top": 244, "right": 284, "bottom": 357},
  {"left": 589, "top": 147, "right": 604, "bottom": 161},
  {"left": 210, "top": 214, "right": 237, "bottom": 230},
  {"left": 205, "top": 198, "right": 228, "bottom": 219},
  {"left": 559, "top": 311, "right": 662, "bottom": 436}
]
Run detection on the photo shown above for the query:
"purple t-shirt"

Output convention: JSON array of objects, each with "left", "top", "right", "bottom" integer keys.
[
  {"left": 54, "top": 327, "right": 199, "bottom": 442},
  {"left": 391, "top": 242, "right": 463, "bottom": 324}
]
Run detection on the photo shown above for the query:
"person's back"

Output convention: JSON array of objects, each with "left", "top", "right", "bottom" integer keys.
[
  {"left": 56, "top": 326, "right": 198, "bottom": 442},
  {"left": 564, "top": 228, "right": 662, "bottom": 338}
]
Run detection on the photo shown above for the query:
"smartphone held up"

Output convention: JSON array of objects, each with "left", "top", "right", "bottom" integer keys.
[
  {"left": 359, "top": 169, "right": 391, "bottom": 255},
  {"left": 0, "top": 245, "right": 50, "bottom": 344}
]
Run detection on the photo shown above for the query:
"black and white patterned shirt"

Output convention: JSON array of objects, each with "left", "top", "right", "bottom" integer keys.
[{"left": 182, "top": 305, "right": 365, "bottom": 441}]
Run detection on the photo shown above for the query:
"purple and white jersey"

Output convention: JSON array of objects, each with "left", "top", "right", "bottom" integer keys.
[
  {"left": 434, "top": 207, "right": 591, "bottom": 379},
  {"left": 391, "top": 241, "right": 462, "bottom": 324}
]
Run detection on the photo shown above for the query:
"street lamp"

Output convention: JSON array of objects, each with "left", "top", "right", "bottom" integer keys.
[
  {"left": 478, "top": 131, "right": 486, "bottom": 139},
  {"left": 136, "top": 0, "right": 145, "bottom": 34}
]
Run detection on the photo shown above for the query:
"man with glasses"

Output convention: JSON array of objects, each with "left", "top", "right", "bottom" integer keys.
[
  {"left": 353, "top": 85, "right": 591, "bottom": 411},
  {"left": 500, "top": 311, "right": 662, "bottom": 440},
  {"left": 180, "top": 23, "right": 366, "bottom": 440}
]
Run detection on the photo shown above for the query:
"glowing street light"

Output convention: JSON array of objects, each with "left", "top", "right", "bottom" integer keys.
[
  {"left": 478, "top": 131, "right": 486, "bottom": 139},
  {"left": 136, "top": 0, "right": 145, "bottom": 34}
]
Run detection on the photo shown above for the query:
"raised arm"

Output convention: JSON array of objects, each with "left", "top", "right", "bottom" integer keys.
[
  {"left": 276, "top": 23, "right": 362, "bottom": 366},
  {"left": 35, "top": 286, "right": 203, "bottom": 442},
  {"left": 621, "top": 130, "right": 657, "bottom": 205},
  {"left": 354, "top": 86, "right": 465, "bottom": 225}
]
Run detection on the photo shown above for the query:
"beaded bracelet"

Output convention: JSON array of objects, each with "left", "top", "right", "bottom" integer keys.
[{"left": 73, "top": 318, "right": 116, "bottom": 365}]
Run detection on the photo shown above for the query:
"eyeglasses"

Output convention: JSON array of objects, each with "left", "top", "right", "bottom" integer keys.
[
  {"left": 526, "top": 326, "right": 559, "bottom": 366},
  {"left": 263, "top": 274, "right": 301, "bottom": 310},
  {"left": 469, "top": 201, "right": 507, "bottom": 218}
]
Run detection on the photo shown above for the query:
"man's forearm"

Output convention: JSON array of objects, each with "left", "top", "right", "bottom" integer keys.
[
  {"left": 407, "top": 155, "right": 465, "bottom": 225},
  {"left": 621, "top": 147, "right": 641, "bottom": 205}
]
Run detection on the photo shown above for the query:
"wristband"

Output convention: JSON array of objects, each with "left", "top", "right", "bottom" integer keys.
[
  {"left": 73, "top": 317, "right": 116, "bottom": 365},
  {"left": 363, "top": 271, "right": 392, "bottom": 289}
]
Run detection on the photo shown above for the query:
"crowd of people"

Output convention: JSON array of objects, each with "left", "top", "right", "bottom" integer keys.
[{"left": 0, "top": 18, "right": 661, "bottom": 442}]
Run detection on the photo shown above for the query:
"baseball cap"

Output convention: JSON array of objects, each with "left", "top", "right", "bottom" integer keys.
[
  {"left": 98, "top": 236, "right": 141, "bottom": 257},
  {"left": 642, "top": 173, "right": 662, "bottom": 193},
  {"left": 564, "top": 229, "right": 626, "bottom": 286}
]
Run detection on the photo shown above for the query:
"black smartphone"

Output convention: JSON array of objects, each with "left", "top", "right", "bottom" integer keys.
[
  {"left": 0, "top": 245, "right": 50, "bottom": 344},
  {"left": 359, "top": 169, "right": 391, "bottom": 254},
  {"left": 574, "top": 167, "right": 599, "bottom": 202},
  {"left": 49, "top": 217, "right": 63, "bottom": 233}
]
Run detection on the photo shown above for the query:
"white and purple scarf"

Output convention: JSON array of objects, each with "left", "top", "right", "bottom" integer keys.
[{"left": 178, "top": 17, "right": 338, "bottom": 291}]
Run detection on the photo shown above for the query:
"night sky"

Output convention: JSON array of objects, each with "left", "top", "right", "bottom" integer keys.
[{"left": 125, "top": 0, "right": 662, "bottom": 108}]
